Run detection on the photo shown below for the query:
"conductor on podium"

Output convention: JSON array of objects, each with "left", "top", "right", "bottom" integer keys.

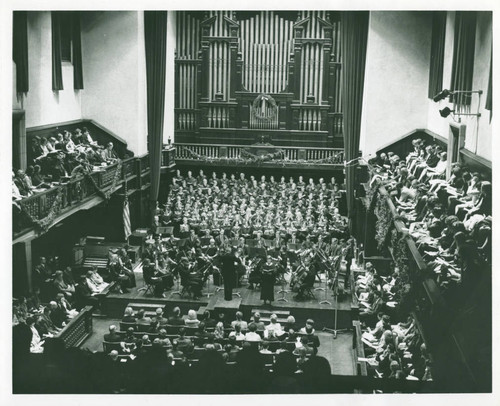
[{"left": 220, "top": 247, "right": 239, "bottom": 300}]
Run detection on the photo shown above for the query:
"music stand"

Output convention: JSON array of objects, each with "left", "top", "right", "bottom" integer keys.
[
  {"left": 314, "top": 273, "right": 326, "bottom": 293},
  {"left": 276, "top": 275, "right": 289, "bottom": 302},
  {"left": 200, "top": 237, "right": 211, "bottom": 247},
  {"left": 232, "top": 267, "right": 241, "bottom": 298},
  {"left": 264, "top": 239, "right": 274, "bottom": 249},
  {"left": 214, "top": 269, "right": 224, "bottom": 293},
  {"left": 204, "top": 272, "right": 213, "bottom": 298},
  {"left": 157, "top": 226, "right": 173, "bottom": 237},
  {"left": 320, "top": 257, "right": 338, "bottom": 305},
  {"left": 246, "top": 239, "right": 257, "bottom": 248}
]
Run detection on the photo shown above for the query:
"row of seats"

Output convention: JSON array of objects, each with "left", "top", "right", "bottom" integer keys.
[{"left": 103, "top": 336, "right": 296, "bottom": 353}]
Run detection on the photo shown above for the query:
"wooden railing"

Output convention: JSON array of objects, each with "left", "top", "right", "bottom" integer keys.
[
  {"left": 14, "top": 154, "right": 150, "bottom": 239},
  {"left": 352, "top": 320, "right": 368, "bottom": 377},
  {"left": 169, "top": 142, "right": 344, "bottom": 168},
  {"left": 362, "top": 166, "right": 488, "bottom": 391},
  {"left": 55, "top": 305, "right": 93, "bottom": 348}
]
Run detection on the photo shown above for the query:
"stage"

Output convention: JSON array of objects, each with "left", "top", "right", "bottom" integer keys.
[{"left": 102, "top": 264, "right": 357, "bottom": 330}]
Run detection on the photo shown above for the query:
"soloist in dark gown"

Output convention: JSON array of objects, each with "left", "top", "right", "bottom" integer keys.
[{"left": 260, "top": 266, "right": 276, "bottom": 302}]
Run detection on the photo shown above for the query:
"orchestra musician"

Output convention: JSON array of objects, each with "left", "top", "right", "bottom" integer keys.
[
  {"left": 154, "top": 170, "right": 350, "bottom": 302},
  {"left": 142, "top": 258, "right": 167, "bottom": 298},
  {"left": 177, "top": 257, "right": 203, "bottom": 299}
]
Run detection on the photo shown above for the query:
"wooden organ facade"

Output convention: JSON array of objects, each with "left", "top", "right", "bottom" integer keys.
[{"left": 175, "top": 11, "right": 343, "bottom": 148}]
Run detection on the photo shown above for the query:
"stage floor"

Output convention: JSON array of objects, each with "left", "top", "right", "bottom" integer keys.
[{"left": 103, "top": 264, "right": 355, "bottom": 329}]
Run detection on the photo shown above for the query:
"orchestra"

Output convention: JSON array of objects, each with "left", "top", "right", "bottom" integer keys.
[{"left": 142, "top": 170, "right": 349, "bottom": 302}]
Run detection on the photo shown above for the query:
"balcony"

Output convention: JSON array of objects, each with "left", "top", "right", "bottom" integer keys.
[{"left": 13, "top": 154, "right": 151, "bottom": 243}]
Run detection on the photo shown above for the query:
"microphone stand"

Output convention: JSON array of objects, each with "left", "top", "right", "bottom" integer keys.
[
  {"left": 203, "top": 264, "right": 213, "bottom": 298},
  {"left": 171, "top": 275, "right": 183, "bottom": 297},
  {"left": 319, "top": 272, "right": 331, "bottom": 305},
  {"left": 319, "top": 254, "right": 333, "bottom": 305},
  {"left": 233, "top": 266, "right": 241, "bottom": 298},
  {"left": 277, "top": 262, "right": 289, "bottom": 302},
  {"left": 323, "top": 267, "right": 348, "bottom": 339}
]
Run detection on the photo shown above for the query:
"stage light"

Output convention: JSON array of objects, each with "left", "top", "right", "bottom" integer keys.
[
  {"left": 433, "top": 89, "right": 451, "bottom": 102},
  {"left": 439, "top": 107, "right": 453, "bottom": 118}
]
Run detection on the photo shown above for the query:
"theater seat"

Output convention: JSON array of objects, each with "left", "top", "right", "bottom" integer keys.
[{"left": 103, "top": 341, "right": 121, "bottom": 353}]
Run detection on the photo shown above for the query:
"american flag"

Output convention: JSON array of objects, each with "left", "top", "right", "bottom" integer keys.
[{"left": 123, "top": 195, "right": 131, "bottom": 240}]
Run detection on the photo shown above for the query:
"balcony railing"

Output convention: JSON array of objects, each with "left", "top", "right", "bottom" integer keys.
[
  {"left": 361, "top": 165, "right": 488, "bottom": 389},
  {"left": 169, "top": 142, "right": 344, "bottom": 168},
  {"left": 13, "top": 154, "right": 150, "bottom": 239}
]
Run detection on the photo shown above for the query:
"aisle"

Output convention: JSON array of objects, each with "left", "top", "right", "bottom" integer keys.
[{"left": 317, "top": 331, "right": 355, "bottom": 375}]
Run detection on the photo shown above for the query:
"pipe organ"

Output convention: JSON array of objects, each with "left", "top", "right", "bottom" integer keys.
[{"left": 175, "top": 10, "right": 343, "bottom": 147}]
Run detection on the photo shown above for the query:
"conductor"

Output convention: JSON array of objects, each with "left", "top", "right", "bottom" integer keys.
[{"left": 220, "top": 247, "right": 239, "bottom": 301}]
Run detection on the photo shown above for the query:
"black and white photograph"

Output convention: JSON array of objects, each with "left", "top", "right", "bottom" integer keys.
[{"left": 3, "top": 0, "right": 498, "bottom": 402}]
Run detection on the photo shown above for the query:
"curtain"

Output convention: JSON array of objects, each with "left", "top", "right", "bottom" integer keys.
[
  {"left": 341, "top": 11, "right": 369, "bottom": 224},
  {"left": 13, "top": 11, "right": 29, "bottom": 93},
  {"left": 144, "top": 11, "right": 168, "bottom": 213},
  {"left": 450, "top": 11, "right": 477, "bottom": 110},
  {"left": 51, "top": 11, "right": 63, "bottom": 91},
  {"left": 72, "top": 12, "right": 84, "bottom": 90},
  {"left": 428, "top": 11, "right": 446, "bottom": 99},
  {"left": 485, "top": 49, "right": 492, "bottom": 112}
]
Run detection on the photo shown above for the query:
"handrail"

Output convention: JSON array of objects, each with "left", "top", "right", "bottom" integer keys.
[
  {"left": 352, "top": 320, "right": 368, "bottom": 377},
  {"left": 366, "top": 165, "right": 449, "bottom": 369},
  {"left": 14, "top": 154, "right": 150, "bottom": 239},
  {"left": 55, "top": 305, "right": 93, "bottom": 348},
  {"left": 174, "top": 142, "right": 343, "bottom": 152},
  {"left": 170, "top": 143, "right": 344, "bottom": 167}
]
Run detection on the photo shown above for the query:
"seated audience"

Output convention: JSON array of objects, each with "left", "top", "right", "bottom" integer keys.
[
  {"left": 168, "top": 307, "right": 185, "bottom": 325},
  {"left": 185, "top": 309, "right": 200, "bottom": 328},
  {"left": 104, "top": 325, "right": 121, "bottom": 343},
  {"left": 229, "top": 323, "right": 246, "bottom": 341},
  {"left": 122, "top": 307, "right": 137, "bottom": 323},
  {"left": 231, "top": 311, "right": 248, "bottom": 331},
  {"left": 245, "top": 323, "right": 262, "bottom": 342}
]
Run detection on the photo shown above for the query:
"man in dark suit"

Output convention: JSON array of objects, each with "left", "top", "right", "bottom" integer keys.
[
  {"left": 103, "top": 325, "right": 121, "bottom": 343},
  {"left": 49, "top": 301, "right": 66, "bottom": 328},
  {"left": 142, "top": 259, "right": 165, "bottom": 298},
  {"left": 195, "top": 322, "right": 214, "bottom": 340},
  {"left": 151, "top": 308, "right": 168, "bottom": 331},
  {"left": 168, "top": 307, "right": 185, "bottom": 325},
  {"left": 187, "top": 230, "right": 201, "bottom": 249},
  {"left": 202, "top": 310, "right": 217, "bottom": 328},
  {"left": 303, "top": 325, "right": 320, "bottom": 349},
  {"left": 215, "top": 229, "right": 228, "bottom": 247},
  {"left": 219, "top": 247, "right": 238, "bottom": 301},
  {"left": 74, "top": 275, "right": 99, "bottom": 310}
]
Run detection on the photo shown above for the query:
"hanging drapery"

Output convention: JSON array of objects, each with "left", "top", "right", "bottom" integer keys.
[
  {"left": 340, "top": 11, "right": 369, "bottom": 224},
  {"left": 485, "top": 48, "right": 492, "bottom": 112},
  {"left": 72, "top": 12, "right": 84, "bottom": 90},
  {"left": 450, "top": 11, "right": 477, "bottom": 111},
  {"left": 144, "top": 11, "right": 167, "bottom": 215},
  {"left": 428, "top": 11, "right": 447, "bottom": 99},
  {"left": 51, "top": 11, "right": 63, "bottom": 91},
  {"left": 13, "top": 11, "right": 29, "bottom": 93}
]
